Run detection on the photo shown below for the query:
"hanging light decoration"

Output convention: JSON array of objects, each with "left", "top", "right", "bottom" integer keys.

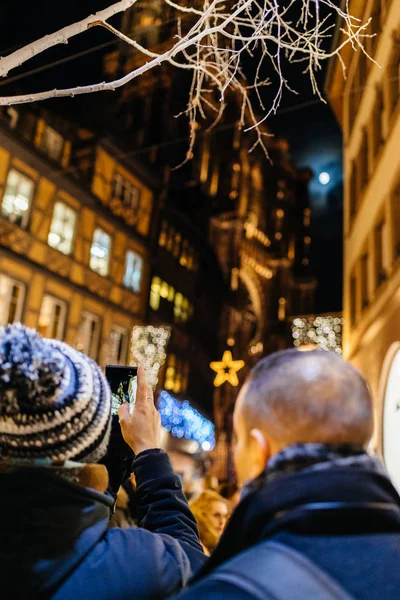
[
  {"left": 291, "top": 316, "right": 344, "bottom": 354},
  {"left": 131, "top": 325, "right": 171, "bottom": 388},
  {"left": 210, "top": 350, "right": 245, "bottom": 387},
  {"left": 158, "top": 390, "right": 215, "bottom": 451}
]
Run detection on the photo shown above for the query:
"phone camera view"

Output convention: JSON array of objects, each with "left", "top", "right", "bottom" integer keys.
[{"left": 106, "top": 366, "right": 138, "bottom": 416}]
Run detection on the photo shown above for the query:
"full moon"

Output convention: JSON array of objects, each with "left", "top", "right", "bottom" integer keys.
[{"left": 319, "top": 172, "right": 331, "bottom": 185}]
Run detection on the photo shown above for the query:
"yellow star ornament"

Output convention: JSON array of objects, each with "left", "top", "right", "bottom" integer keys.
[{"left": 210, "top": 350, "right": 245, "bottom": 387}]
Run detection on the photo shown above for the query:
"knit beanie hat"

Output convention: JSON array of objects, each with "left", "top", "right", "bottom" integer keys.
[{"left": 0, "top": 323, "right": 112, "bottom": 464}]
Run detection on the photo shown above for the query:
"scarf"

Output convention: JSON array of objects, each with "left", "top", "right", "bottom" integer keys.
[
  {"left": 192, "top": 443, "right": 397, "bottom": 583},
  {"left": 242, "top": 442, "right": 386, "bottom": 498}
]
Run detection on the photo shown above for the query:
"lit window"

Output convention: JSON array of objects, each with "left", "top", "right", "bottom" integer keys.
[
  {"left": 160, "top": 281, "right": 170, "bottom": 299},
  {"left": 112, "top": 172, "right": 140, "bottom": 215},
  {"left": 38, "top": 295, "right": 67, "bottom": 340},
  {"left": 0, "top": 275, "right": 25, "bottom": 326},
  {"left": 173, "top": 233, "right": 182, "bottom": 258},
  {"left": 90, "top": 228, "right": 111, "bottom": 276},
  {"left": 168, "top": 286, "right": 175, "bottom": 302},
  {"left": 181, "top": 297, "right": 189, "bottom": 322},
  {"left": 42, "top": 125, "right": 64, "bottom": 161},
  {"left": 180, "top": 240, "right": 189, "bottom": 267},
  {"left": 123, "top": 250, "right": 143, "bottom": 293},
  {"left": 1, "top": 169, "right": 34, "bottom": 228},
  {"left": 164, "top": 354, "right": 190, "bottom": 394},
  {"left": 278, "top": 297, "right": 286, "bottom": 322},
  {"left": 150, "top": 276, "right": 161, "bottom": 310},
  {"left": 48, "top": 201, "right": 76, "bottom": 255},
  {"left": 76, "top": 312, "right": 101, "bottom": 360},
  {"left": 187, "top": 248, "right": 194, "bottom": 271},
  {"left": 158, "top": 220, "right": 168, "bottom": 247},
  {"left": 108, "top": 325, "right": 129, "bottom": 365},
  {"left": 164, "top": 354, "right": 176, "bottom": 391},
  {"left": 174, "top": 292, "right": 183, "bottom": 322}
]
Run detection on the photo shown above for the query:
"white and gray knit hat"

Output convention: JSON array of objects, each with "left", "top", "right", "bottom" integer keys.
[{"left": 0, "top": 323, "right": 112, "bottom": 463}]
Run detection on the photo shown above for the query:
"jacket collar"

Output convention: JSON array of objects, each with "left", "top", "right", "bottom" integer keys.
[{"left": 192, "top": 456, "right": 400, "bottom": 582}]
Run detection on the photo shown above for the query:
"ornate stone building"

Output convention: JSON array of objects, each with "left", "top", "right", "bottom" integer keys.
[
  {"left": 0, "top": 106, "right": 155, "bottom": 366},
  {"left": 101, "top": 3, "right": 317, "bottom": 479}
]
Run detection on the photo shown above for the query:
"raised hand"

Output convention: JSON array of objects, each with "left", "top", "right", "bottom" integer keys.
[{"left": 118, "top": 365, "right": 161, "bottom": 455}]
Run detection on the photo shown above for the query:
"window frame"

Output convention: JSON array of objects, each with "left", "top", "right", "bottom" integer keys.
[
  {"left": 111, "top": 170, "right": 141, "bottom": 217},
  {"left": 76, "top": 311, "right": 101, "bottom": 360},
  {"left": 123, "top": 249, "right": 143, "bottom": 294},
  {"left": 1, "top": 167, "right": 35, "bottom": 229},
  {"left": 42, "top": 125, "right": 65, "bottom": 162},
  {"left": 90, "top": 227, "right": 112, "bottom": 277},
  {"left": 48, "top": 200, "right": 77, "bottom": 255},
  {"left": 0, "top": 274, "right": 25, "bottom": 326},
  {"left": 38, "top": 294, "right": 68, "bottom": 340},
  {"left": 108, "top": 324, "right": 130, "bottom": 365}
]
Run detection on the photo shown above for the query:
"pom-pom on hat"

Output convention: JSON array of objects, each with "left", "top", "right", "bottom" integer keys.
[{"left": 0, "top": 323, "right": 112, "bottom": 463}]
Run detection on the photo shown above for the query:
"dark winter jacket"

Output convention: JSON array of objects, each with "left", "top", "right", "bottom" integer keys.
[
  {"left": 177, "top": 453, "right": 400, "bottom": 600},
  {"left": 0, "top": 450, "right": 206, "bottom": 599}
]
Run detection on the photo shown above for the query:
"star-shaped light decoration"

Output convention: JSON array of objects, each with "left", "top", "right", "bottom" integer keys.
[{"left": 210, "top": 350, "right": 245, "bottom": 387}]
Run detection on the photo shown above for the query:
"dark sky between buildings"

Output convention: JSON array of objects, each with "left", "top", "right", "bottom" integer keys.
[{"left": 0, "top": 0, "right": 344, "bottom": 314}]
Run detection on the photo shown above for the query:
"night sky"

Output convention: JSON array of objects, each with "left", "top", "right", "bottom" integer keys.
[{"left": 0, "top": 0, "right": 344, "bottom": 314}]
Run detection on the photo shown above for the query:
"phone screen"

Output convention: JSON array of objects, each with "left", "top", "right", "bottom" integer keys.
[{"left": 106, "top": 365, "right": 138, "bottom": 416}]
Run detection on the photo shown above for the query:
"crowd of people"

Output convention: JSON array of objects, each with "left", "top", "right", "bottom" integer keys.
[{"left": 1, "top": 323, "right": 400, "bottom": 599}]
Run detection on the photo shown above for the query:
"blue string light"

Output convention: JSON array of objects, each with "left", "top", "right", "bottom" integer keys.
[{"left": 158, "top": 391, "right": 215, "bottom": 451}]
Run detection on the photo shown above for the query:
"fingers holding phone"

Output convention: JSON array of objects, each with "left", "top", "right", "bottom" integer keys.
[{"left": 119, "top": 365, "right": 161, "bottom": 455}]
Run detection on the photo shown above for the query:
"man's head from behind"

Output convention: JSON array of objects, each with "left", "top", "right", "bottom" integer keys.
[{"left": 234, "top": 349, "right": 373, "bottom": 486}]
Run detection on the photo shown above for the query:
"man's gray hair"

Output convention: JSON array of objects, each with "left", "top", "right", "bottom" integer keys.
[{"left": 243, "top": 349, "right": 373, "bottom": 447}]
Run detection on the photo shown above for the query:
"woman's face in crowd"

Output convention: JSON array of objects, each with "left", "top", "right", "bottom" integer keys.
[{"left": 208, "top": 501, "right": 229, "bottom": 534}]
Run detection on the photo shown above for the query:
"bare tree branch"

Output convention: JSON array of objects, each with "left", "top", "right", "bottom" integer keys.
[{"left": 0, "top": 0, "right": 372, "bottom": 157}]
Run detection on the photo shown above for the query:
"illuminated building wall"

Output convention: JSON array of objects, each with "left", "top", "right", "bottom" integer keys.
[
  {"left": 0, "top": 107, "right": 155, "bottom": 366},
  {"left": 326, "top": 0, "right": 400, "bottom": 426}
]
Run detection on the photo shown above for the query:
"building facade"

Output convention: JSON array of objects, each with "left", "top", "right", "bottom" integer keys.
[
  {"left": 102, "top": 6, "right": 317, "bottom": 479},
  {"left": 0, "top": 106, "right": 155, "bottom": 366},
  {"left": 326, "top": 0, "right": 399, "bottom": 442}
]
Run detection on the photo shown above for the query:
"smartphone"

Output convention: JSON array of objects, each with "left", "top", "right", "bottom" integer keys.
[{"left": 106, "top": 365, "right": 138, "bottom": 416}]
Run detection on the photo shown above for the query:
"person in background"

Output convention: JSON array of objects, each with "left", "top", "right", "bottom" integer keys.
[
  {"left": 0, "top": 324, "right": 205, "bottom": 599},
  {"left": 190, "top": 490, "right": 229, "bottom": 555},
  {"left": 218, "top": 481, "right": 240, "bottom": 509},
  {"left": 176, "top": 349, "right": 400, "bottom": 600}
]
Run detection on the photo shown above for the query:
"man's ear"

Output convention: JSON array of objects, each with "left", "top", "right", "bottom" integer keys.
[{"left": 249, "top": 428, "right": 270, "bottom": 476}]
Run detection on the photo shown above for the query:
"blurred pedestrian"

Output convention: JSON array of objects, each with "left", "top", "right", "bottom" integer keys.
[
  {"left": 190, "top": 490, "right": 229, "bottom": 554},
  {"left": 0, "top": 324, "right": 205, "bottom": 599},
  {"left": 176, "top": 349, "right": 400, "bottom": 600}
]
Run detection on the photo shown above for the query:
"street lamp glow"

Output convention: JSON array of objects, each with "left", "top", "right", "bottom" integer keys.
[{"left": 319, "top": 172, "right": 331, "bottom": 185}]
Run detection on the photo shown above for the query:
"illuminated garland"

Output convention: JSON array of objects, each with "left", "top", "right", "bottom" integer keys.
[
  {"left": 291, "top": 315, "right": 344, "bottom": 354},
  {"left": 158, "top": 390, "right": 215, "bottom": 451},
  {"left": 131, "top": 325, "right": 170, "bottom": 388}
]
